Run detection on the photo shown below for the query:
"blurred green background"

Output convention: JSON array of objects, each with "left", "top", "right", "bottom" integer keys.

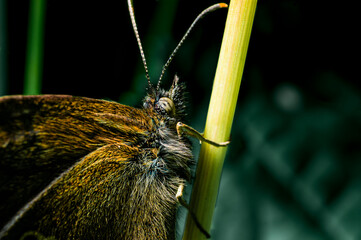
[{"left": 1, "top": 0, "right": 360, "bottom": 239}]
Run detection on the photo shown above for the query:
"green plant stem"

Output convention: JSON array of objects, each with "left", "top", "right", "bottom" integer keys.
[
  {"left": 182, "top": 0, "right": 257, "bottom": 239},
  {"left": 24, "top": 0, "right": 46, "bottom": 95}
]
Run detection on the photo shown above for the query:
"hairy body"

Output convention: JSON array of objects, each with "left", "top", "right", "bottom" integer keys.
[{"left": 0, "top": 78, "right": 192, "bottom": 239}]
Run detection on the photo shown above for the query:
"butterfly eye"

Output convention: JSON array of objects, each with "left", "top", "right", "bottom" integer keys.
[{"left": 158, "top": 97, "right": 175, "bottom": 115}]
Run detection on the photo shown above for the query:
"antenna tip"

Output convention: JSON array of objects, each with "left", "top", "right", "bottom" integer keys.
[{"left": 218, "top": 3, "right": 228, "bottom": 8}]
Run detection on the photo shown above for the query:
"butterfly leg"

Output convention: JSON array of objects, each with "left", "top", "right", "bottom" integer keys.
[
  {"left": 176, "top": 122, "right": 230, "bottom": 147},
  {"left": 176, "top": 184, "right": 211, "bottom": 239}
]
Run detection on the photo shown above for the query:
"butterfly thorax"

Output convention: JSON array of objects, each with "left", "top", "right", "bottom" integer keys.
[
  {"left": 0, "top": 79, "right": 193, "bottom": 239},
  {"left": 140, "top": 75, "right": 192, "bottom": 179}
]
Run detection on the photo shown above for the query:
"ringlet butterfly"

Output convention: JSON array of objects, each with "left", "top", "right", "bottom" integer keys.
[{"left": 0, "top": 1, "right": 228, "bottom": 239}]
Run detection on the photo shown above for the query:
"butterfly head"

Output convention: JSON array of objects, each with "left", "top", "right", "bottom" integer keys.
[{"left": 143, "top": 75, "right": 187, "bottom": 123}]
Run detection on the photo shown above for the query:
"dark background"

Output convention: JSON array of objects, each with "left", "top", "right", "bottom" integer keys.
[{"left": 1, "top": 0, "right": 361, "bottom": 239}]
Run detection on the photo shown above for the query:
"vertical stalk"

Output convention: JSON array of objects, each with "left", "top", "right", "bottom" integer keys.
[
  {"left": 24, "top": 0, "right": 46, "bottom": 95},
  {"left": 182, "top": 0, "right": 257, "bottom": 239}
]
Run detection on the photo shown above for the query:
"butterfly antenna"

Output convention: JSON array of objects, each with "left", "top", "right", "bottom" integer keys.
[
  {"left": 156, "top": 3, "right": 228, "bottom": 91},
  {"left": 127, "top": 0, "right": 152, "bottom": 89}
]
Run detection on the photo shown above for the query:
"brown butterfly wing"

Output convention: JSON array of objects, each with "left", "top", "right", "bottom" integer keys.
[
  {"left": 0, "top": 95, "right": 176, "bottom": 239},
  {"left": 2, "top": 144, "right": 143, "bottom": 239}
]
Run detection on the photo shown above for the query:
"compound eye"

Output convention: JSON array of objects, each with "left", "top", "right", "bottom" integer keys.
[{"left": 158, "top": 97, "right": 175, "bottom": 115}]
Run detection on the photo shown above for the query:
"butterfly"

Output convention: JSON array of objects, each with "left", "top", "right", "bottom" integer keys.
[{"left": 0, "top": 1, "right": 228, "bottom": 239}]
